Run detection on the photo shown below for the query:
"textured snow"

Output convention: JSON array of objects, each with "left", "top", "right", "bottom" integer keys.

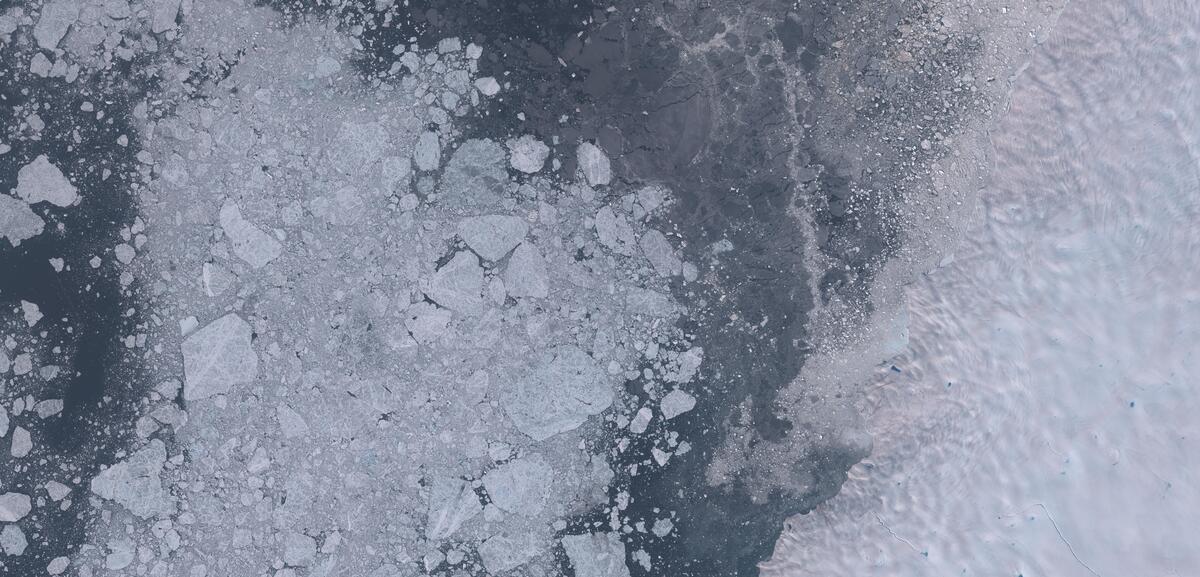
[
  {"left": 0, "top": 194, "right": 45, "bottom": 246},
  {"left": 457, "top": 214, "right": 527, "bottom": 261},
  {"left": 90, "top": 439, "right": 174, "bottom": 519},
  {"left": 16, "top": 155, "right": 78, "bottom": 206},
  {"left": 181, "top": 313, "right": 259, "bottom": 401},
  {"left": 561, "top": 532, "right": 630, "bottom": 577}
]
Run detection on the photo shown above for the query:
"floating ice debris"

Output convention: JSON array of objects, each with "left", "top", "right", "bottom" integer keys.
[
  {"left": 20, "top": 300, "right": 41, "bottom": 327},
  {"left": 478, "top": 532, "right": 542, "bottom": 573},
  {"left": 114, "top": 242, "right": 135, "bottom": 264},
  {"left": 482, "top": 454, "right": 554, "bottom": 515},
  {"left": 33, "top": 0, "right": 79, "bottom": 50},
  {"left": 664, "top": 346, "right": 703, "bottom": 383},
  {"left": 0, "top": 492, "right": 31, "bottom": 522},
  {"left": 282, "top": 532, "right": 317, "bottom": 567},
  {"left": 47, "top": 557, "right": 70, "bottom": 575},
  {"left": 0, "top": 524, "right": 26, "bottom": 556},
  {"left": 149, "top": 0, "right": 181, "bottom": 33},
  {"left": 0, "top": 194, "right": 45, "bottom": 246},
  {"left": 475, "top": 77, "right": 500, "bottom": 96},
  {"left": 181, "top": 313, "right": 259, "bottom": 401},
  {"left": 10, "top": 426, "right": 31, "bottom": 458},
  {"left": 12, "top": 353, "right": 31, "bottom": 376},
  {"left": 403, "top": 302, "right": 452, "bottom": 345},
  {"left": 504, "top": 243, "right": 549, "bottom": 299},
  {"left": 414, "top": 130, "right": 441, "bottom": 171},
  {"left": 660, "top": 389, "right": 697, "bottom": 419},
  {"left": 629, "top": 407, "right": 652, "bottom": 434},
  {"left": 625, "top": 287, "right": 675, "bottom": 317},
  {"left": 90, "top": 439, "right": 174, "bottom": 519},
  {"left": 16, "top": 155, "right": 78, "bottom": 207},
  {"left": 636, "top": 184, "right": 668, "bottom": 214},
  {"left": 0, "top": 406, "right": 7, "bottom": 435},
  {"left": 329, "top": 121, "right": 388, "bottom": 175},
  {"left": 507, "top": 135, "right": 550, "bottom": 174},
  {"left": 639, "top": 229, "right": 682, "bottom": 276},
  {"left": 576, "top": 142, "right": 612, "bottom": 187},
  {"left": 426, "top": 251, "right": 484, "bottom": 313},
  {"left": 45, "top": 481, "right": 70, "bottom": 502},
  {"left": 502, "top": 345, "right": 613, "bottom": 441},
  {"left": 561, "top": 533, "right": 631, "bottom": 577},
  {"left": 594, "top": 206, "right": 637, "bottom": 256},
  {"left": 440, "top": 139, "right": 509, "bottom": 209},
  {"left": 35, "top": 399, "right": 63, "bottom": 418},
  {"left": 219, "top": 202, "right": 282, "bottom": 269},
  {"left": 457, "top": 215, "right": 527, "bottom": 261},
  {"left": 425, "top": 477, "right": 482, "bottom": 541},
  {"left": 276, "top": 403, "right": 309, "bottom": 439}
]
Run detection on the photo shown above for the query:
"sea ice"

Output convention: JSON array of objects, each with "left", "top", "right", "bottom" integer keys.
[
  {"left": 181, "top": 313, "right": 259, "bottom": 401},
  {"left": 16, "top": 155, "right": 78, "bottom": 206}
]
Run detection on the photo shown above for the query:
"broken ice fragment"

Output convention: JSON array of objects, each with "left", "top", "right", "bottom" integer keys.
[
  {"left": 502, "top": 345, "right": 613, "bottom": 441},
  {"left": 0, "top": 492, "right": 31, "bottom": 522},
  {"left": 16, "top": 155, "right": 78, "bottom": 206},
  {"left": 638, "top": 229, "right": 682, "bottom": 276},
  {"left": 507, "top": 135, "right": 550, "bottom": 174},
  {"left": 20, "top": 300, "right": 42, "bottom": 327},
  {"left": 219, "top": 202, "right": 283, "bottom": 269},
  {"left": 439, "top": 139, "right": 509, "bottom": 210},
  {"left": 504, "top": 243, "right": 549, "bottom": 299},
  {"left": 625, "top": 287, "right": 676, "bottom": 317},
  {"left": 628, "top": 407, "right": 652, "bottom": 434},
  {"left": 329, "top": 121, "right": 388, "bottom": 175},
  {"left": 149, "top": 0, "right": 181, "bottom": 33},
  {"left": 425, "top": 477, "right": 482, "bottom": 541},
  {"left": 45, "top": 481, "right": 70, "bottom": 501},
  {"left": 482, "top": 454, "right": 554, "bottom": 516},
  {"left": 594, "top": 207, "right": 636, "bottom": 256},
  {"left": 561, "top": 533, "right": 631, "bottom": 577},
  {"left": 414, "top": 130, "right": 441, "bottom": 171},
  {"left": 478, "top": 532, "right": 542, "bottom": 574},
  {"left": 276, "top": 403, "right": 309, "bottom": 438},
  {"left": 0, "top": 406, "right": 7, "bottom": 435},
  {"left": 576, "top": 142, "right": 612, "bottom": 187},
  {"left": 47, "top": 557, "right": 70, "bottom": 575},
  {"left": 283, "top": 532, "right": 317, "bottom": 567},
  {"left": 33, "top": 0, "right": 79, "bottom": 50},
  {"left": 35, "top": 399, "right": 63, "bottom": 418},
  {"left": 457, "top": 215, "right": 527, "bottom": 261},
  {"left": 10, "top": 426, "right": 31, "bottom": 458},
  {"left": 403, "top": 302, "right": 452, "bottom": 345},
  {"left": 660, "top": 389, "right": 697, "bottom": 419},
  {"left": 90, "top": 439, "right": 175, "bottom": 518},
  {"left": 426, "top": 251, "right": 484, "bottom": 313},
  {"left": 181, "top": 313, "right": 259, "bottom": 401},
  {"left": 0, "top": 524, "right": 26, "bottom": 556},
  {"left": 0, "top": 194, "right": 45, "bottom": 246},
  {"left": 475, "top": 77, "right": 500, "bottom": 96}
]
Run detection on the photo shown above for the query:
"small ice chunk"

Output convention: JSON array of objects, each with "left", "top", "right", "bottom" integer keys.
[
  {"left": 625, "top": 287, "right": 675, "bottom": 317},
  {"left": 0, "top": 492, "right": 31, "bottom": 522},
  {"left": 276, "top": 404, "right": 309, "bottom": 438},
  {"left": 403, "top": 302, "right": 452, "bottom": 345},
  {"left": 33, "top": 0, "right": 80, "bottom": 50},
  {"left": 0, "top": 525, "right": 27, "bottom": 556},
  {"left": 483, "top": 454, "right": 554, "bottom": 516},
  {"left": 219, "top": 202, "right": 282, "bottom": 269},
  {"left": 35, "top": 399, "right": 63, "bottom": 418},
  {"left": 30, "top": 53, "right": 52, "bottom": 77},
  {"left": 414, "top": 131, "right": 441, "bottom": 171},
  {"left": 665, "top": 347, "right": 704, "bottom": 383},
  {"left": 594, "top": 207, "right": 636, "bottom": 256},
  {"left": 426, "top": 251, "right": 484, "bottom": 313},
  {"left": 502, "top": 345, "right": 613, "bottom": 441},
  {"left": 478, "top": 532, "right": 542, "bottom": 574},
  {"left": 561, "top": 533, "right": 631, "bottom": 577},
  {"left": 475, "top": 77, "right": 500, "bottom": 96},
  {"left": 10, "top": 426, "right": 31, "bottom": 458},
  {"left": 328, "top": 121, "right": 388, "bottom": 175},
  {"left": 638, "top": 229, "right": 682, "bottom": 276},
  {"left": 114, "top": 242, "right": 135, "bottom": 264},
  {"left": 506, "top": 135, "right": 549, "bottom": 174},
  {"left": 576, "top": 142, "right": 612, "bottom": 187},
  {"left": 16, "top": 155, "right": 78, "bottom": 206},
  {"left": 426, "top": 477, "right": 482, "bottom": 541},
  {"left": 90, "top": 439, "right": 174, "bottom": 518},
  {"left": 47, "top": 556, "right": 70, "bottom": 575},
  {"left": 283, "top": 532, "right": 316, "bottom": 567},
  {"left": 636, "top": 184, "right": 668, "bottom": 213},
  {"left": 652, "top": 518, "right": 674, "bottom": 537},
  {"left": 504, "top": 243, "right": 549, "bottom": 299},
  {"left": 149, "top": 0, "right": 181, "bottom": 33},
  {"left": 0, "top": 195, "right": 45, "bottom": 246},
  {"left": 45, "top": 480, "right": 71, "bottom": 501},
  {"left": 20, "top": 300, "right": 42, "bottom": 327},
  {"left": 652, "top": 447, "right": 671, "bottom": 466},
  {"left": 0, "top": 406, "right": 7, "bottom": 436},
  {"left": 457, "top": 215, "right": 527, "bottom": 261},
  {"left": 628, "top": 407, "right": 652, "bottom": 434},
  {"left": 181, "top": 313, "right": 259, "bottom": 401},
  {"left": 660, "top": 389, "right": 696, "bottom": 419}
]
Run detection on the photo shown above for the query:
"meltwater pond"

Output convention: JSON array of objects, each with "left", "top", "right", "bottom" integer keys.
[{"left": 765, "top": 0, "right": 1200, "bottom": 575}]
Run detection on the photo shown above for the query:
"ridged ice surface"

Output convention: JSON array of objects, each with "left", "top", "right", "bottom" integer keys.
[{"left": 765, "top": 0, "right": 1200, "bottom": 574}]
